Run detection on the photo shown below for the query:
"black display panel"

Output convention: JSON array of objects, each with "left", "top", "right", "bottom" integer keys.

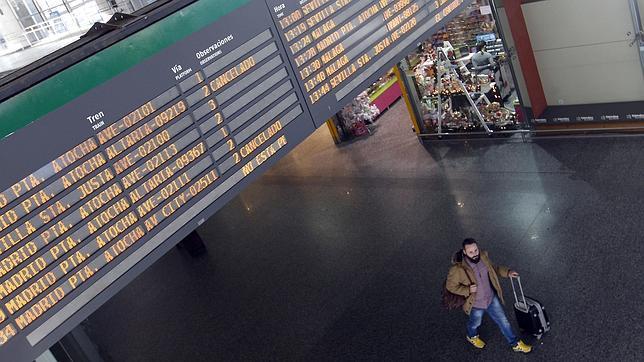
[
  {"left": 0, "top": 2, "right": 315, "bottom": 360},
  {"left": 267, "top": 0, "right": 469, "bottom": 126}
]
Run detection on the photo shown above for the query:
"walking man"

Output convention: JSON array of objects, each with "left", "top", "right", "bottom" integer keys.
[{"left": 446, "top": 238, "right": 532, "bottom": 353}]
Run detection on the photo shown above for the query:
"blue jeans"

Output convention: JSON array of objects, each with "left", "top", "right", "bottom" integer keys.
[{"left": 467, "top": 296, "right": 518, "bottom": 346}]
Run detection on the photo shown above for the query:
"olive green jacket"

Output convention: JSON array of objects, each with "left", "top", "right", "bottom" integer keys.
[{"left": 445, "top": 250, "right": 510, "bottom": 315}]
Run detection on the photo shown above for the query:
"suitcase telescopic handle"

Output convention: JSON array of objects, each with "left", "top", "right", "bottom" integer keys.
[{"left": 510, "top": 275, "right": 528, "bottom": 312}]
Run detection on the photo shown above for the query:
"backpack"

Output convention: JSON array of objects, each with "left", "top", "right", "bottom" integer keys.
[
  {"left": 441, "top": 279, "right": 466, "bottom": 310},
  {"left": 441, "top": 262, "right": 472, "bottom": 310}
]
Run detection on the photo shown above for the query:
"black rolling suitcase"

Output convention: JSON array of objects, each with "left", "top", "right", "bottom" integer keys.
[{"left": 510, "top": 276, "right": 550, "bottom": 339}]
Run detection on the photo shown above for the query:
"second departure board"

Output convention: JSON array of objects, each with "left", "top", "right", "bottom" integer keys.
[{"left": 268, "top": 0, "right": 470, "bottom": 125}]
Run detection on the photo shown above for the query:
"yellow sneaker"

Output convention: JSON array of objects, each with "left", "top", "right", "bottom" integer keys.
[
  {"left": 466, "top": 335, "right": 486, "bottom": 349},
  {"left": 512, "top": 340, "right": 532, "bottom": 353}
]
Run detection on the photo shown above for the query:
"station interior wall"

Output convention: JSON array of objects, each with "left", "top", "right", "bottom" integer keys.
[{"left": 500, "top": 0, "right": 644, "bottom": 106}]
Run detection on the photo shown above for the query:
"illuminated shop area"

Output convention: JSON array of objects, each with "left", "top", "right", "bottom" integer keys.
[
  {"left": 326, "top": 0, "right": 528, "bottom": 142},
  {"left": 398, "top": 0, "right": 526, "bottom": 137}
]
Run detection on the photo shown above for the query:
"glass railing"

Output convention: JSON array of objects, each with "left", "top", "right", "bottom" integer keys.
[{"left": 0, "top": 0, "right": 160, "bottom": 78}]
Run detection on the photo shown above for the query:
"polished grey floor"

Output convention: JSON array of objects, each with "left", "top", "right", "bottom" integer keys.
[{"left": 86, "top": 100, "right": 644, "bottom": 361}]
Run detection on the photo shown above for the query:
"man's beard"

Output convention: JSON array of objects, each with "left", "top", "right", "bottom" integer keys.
[{"left": 466, "top": 254, "right": 480, "bottom": 264}]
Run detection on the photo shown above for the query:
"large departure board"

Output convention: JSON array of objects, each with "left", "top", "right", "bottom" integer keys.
[
  {"left": 0, "top": 0, "right": 472, "bottom": 360},
  {"left": 267, "top": 0, "right": 470, "bottom": 125},
  {"left": 0, "top": 1, "right": 316, "bottom": 360}
]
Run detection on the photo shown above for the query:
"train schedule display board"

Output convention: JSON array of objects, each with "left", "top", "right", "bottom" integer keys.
[
  {"left": 0, "top": 1, "right": 315, "bottom": 360},
  {"left": 267, "top": 0, "right": 471, "bottom": 126},
  {"left": 0, "top": 0, "right": 474, "bottom": 360}
]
